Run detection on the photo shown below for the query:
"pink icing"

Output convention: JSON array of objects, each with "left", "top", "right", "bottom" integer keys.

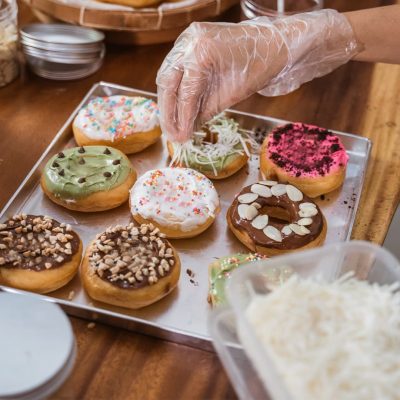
[{"left": 266, "top": 123, "right": 349, "bottom": 178}]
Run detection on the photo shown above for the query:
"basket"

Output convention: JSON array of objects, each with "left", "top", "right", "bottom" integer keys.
[{"left": 23, "top": 0, "right": 239, "bottom": 45}]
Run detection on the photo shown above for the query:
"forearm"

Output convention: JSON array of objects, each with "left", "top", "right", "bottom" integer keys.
[{"left": 345, "top": 5, "right": 400, "bottom": 64}]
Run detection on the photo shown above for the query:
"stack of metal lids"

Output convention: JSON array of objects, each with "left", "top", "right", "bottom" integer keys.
[{"left": 20, "top": 24, "right": 105, "bottom": 80}]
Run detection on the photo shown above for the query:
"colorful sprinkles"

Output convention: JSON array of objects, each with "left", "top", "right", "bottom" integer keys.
[
  {"left": 130, "top": 168, "right": 220, "bottom": 233},
  {"left": 74, "top": 95, "right": 160, "bottom": 141}
]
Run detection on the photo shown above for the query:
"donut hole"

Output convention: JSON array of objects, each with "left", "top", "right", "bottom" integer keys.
[{"left": 259, "top": 206, "right": 291, "bottom": 224}]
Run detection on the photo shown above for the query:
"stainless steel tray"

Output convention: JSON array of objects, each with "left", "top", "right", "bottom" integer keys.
[{"left": 0, "top": 82, "right": 372, "bottom": 351}]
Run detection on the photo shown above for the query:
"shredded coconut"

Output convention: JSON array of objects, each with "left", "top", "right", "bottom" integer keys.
[
  {"left": 170, "top": 113, "right": 258, "bottom": 176},
  {"left": 244, "top": 273, "right": 400, "bottom": 400}
]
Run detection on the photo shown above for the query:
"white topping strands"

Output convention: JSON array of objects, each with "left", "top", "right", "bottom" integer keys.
[
  {"left": 245, "top": 274, "right": 400, "bottom": 400},
  {"left": 170, "top": 112, "right": 258, "bottom": 176},
  {"left": 89, "top": 223, "right": 174, "bottom": 286}
]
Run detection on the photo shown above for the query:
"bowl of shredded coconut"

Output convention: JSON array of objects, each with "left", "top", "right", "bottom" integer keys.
[{"left": 210, "top": 241, "right": 400, "bottom": 400}]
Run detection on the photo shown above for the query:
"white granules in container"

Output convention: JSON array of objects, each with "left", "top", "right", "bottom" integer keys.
[
  {"left": 245, "top": 274, "right": 400, "bottom": 400},
  {"left": 0, "top": 0, "right": 18, "bottom": 88}
]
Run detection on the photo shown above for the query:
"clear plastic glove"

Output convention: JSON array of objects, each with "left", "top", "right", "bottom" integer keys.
[{"left": 156, "top": 9, "right": 361, "bottom": 143}]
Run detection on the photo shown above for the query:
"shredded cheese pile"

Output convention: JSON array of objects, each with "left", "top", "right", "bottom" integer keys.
[
  {"left": 170, "top": 113, "right": 258, "bottom": 176},
  {"left": 245, "top": 274, "right": 400, "bottom": 400}
]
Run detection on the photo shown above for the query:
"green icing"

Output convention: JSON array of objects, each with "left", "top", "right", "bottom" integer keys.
[
  {"left": 43, "top": 146, "right": 132, "bottom": 200},
  {"left": 209, "top": 253, "right": 264, "bottom": 306},
  {"left": 185, "top": 143, "right": 245, "bottom": 174}
]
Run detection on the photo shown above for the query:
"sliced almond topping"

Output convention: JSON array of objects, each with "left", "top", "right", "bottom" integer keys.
[
  {"left": 263, "top": 226, "right": 282, "bottom": 242},
  {"left": 286, "top": 185, "right": 303, "bottom": 202},
  {"left": 299, "top": 202, "right": 317, "bottom": 210},
  {"left": 289, "top": 224, "right": 307, "bottom": 236},
  {"left": 271, "top": 184, "right": 287, "bottom": 197},
  {"left": 251, "top": 184, "right": 272, "bottom": 198},
  {"left": 281, "top": 225, "right": 292, "bottom": 236},
  {"left": 299, "top": 208, "right": 318, "bottom": 218},
  {"left": 238, "top": 193, "right": 259, "bottom": 204},
  {"left": 297, "top": 218, "right": 313, "bottom": 226},
  {"left": 259, "top": 180, "right": 278, "bottom": 186},
  {"left": 245, "top": 205, "right": 259, "bottom": 221},
  {"left": 251, "top": 215, "right": 269, "bottom": 230}
]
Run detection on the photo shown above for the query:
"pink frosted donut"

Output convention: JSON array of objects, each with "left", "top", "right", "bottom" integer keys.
[{"left": 260, "top": 123, "right": 349, "bottom": 198}]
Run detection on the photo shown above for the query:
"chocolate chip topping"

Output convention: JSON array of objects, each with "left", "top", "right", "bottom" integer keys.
[
  {"left": 58, "top": 152, "right": 65, "bottom": 158},
  {"left": 88, "top": 223, "right": 175, "bottom": 289},
  {"left": 103, "top": 148, "right": 111, "bottom": 155},
  {"left": 103, "top": 172, "right": 112, "bottom": 178},
  {"left": 52, "top": 161, "right": 59, "bottom": 168},
  {"left": 59, "top": 169, "right": 65, "bottom": 176},
  {"left": 78, "top": 158, "right": 85, "bottom": 165},
  {"left": 78, "top": 147, "right": 85, "bottom": 153},
  {"left": 112, "top": 159, "right": 120, "bottom": 165},
  {"left": 0, "top": 214, "right": 80, "bottom": 271},
  {"left": 78, "top": 177, "right": 86, "bottom": 183}
]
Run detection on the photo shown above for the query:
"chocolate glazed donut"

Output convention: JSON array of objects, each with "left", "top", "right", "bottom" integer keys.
[{"left": 227, "top": 180, "right": 327, "bottom": 256}]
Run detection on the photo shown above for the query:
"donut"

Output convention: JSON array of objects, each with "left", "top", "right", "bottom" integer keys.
[
  {"left": 260, "top": 123, "right": 349, "bottom": 198},
  {"left": 81, "top": 222, "right": 180, "bottom": 309},
  {"left": 227, "top": 180, "right": 327, "bottom": 256},
  {"left": 208, "top": 253, "right": 268, "bottom": 306},
  {"left": 41, "top": 146, "right": 137, "bottom": 212},
  {"left": 0, "top": 214, "right": 82, "bottom": 294},
  {"left": 73, "top": 96, "right": 161, "bottom": 154},
  {"left": 167, "top": 113, "right": 252, "bottom": 180},
  {"left": 129, "top": 168, "right": 220, "bottom": 239}
]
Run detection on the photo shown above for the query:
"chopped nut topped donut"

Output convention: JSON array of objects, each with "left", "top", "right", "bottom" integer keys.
[
  {"left": 88, "top": 222, "right": 174, "bottom": 288},
  {"left": 82, "top": 223, "right": 181, "bottom": 309},
  {"left": 0, "top": 214, "right": 83, "bottom": 294},
  {"left": 0, "top": 214, "right": 80, "bottom": 271}
]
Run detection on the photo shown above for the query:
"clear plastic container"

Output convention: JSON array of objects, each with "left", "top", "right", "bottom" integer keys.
[
  {"left": 241, "top": 0, "right": 323, "bottom": 20},
  {"left": 209, "top": 241, "right": 400, "bottom": 400},
  {"left": 0, "top": 0, "right": 19, "bottom": 87}
]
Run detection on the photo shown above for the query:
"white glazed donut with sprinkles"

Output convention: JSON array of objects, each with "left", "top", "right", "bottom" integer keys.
[
  {"left": 73, "top": 95, "right": 162, "bottom": 154},
  {"left": 129, "top": 168, "right": 220, "bottom": 239}
]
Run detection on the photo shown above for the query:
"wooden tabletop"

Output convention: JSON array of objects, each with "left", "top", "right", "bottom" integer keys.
[{"left": 0, "top": 1, "right": 399, "bottom": 399}]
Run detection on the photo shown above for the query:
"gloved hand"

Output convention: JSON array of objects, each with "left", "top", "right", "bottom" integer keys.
[{"left": 156, "top": 9, "right": 361, "bottom": 143}]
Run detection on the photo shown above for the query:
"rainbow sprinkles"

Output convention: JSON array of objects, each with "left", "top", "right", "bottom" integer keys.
[{"left": 73, "top": 95, "right": 160, "bottom": 141}]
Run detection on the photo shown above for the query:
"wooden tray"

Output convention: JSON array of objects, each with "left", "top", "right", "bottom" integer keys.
[{"left": 23, "top": 0, "right": 238, "bottom": 45}]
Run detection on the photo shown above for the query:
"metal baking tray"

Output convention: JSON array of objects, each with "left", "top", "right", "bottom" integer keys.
[{"left": 0, "top": 82, "right": 372, "bottom": 351}]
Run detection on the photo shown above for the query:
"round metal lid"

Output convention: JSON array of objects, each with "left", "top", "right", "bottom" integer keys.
[
  {"left": 0, "top": 292, "right": 76, "bottom": 400},
  {"left": 20, "top": 23, "right": 105, "bottom": 46}
]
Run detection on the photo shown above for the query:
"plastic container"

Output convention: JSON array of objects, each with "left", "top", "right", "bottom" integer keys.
[
  {"left": 209, "top": 241, "right": 400, "bottom": 400},
  {"left": 241, "top": 0, "right": 323, "bottom": 19},
  {"left": 0, "top": 0, "right": 19, "bottom": 87}
]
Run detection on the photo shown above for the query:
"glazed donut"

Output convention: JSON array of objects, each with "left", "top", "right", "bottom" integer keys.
[
  {"left": 208, "top": 253, "right": 267, "bottom": 306},
  {"left": 0, "top": 214, "right": 82, "bottom": 294},
  {"left": 81, "top": 222, "right": 180, "bottom": 309},
  {"left": 129, "top": 168, "right": 220, "bottom": 239},
  {"left": 73, "top": 96, "right": 161, "bottom": 154},
  {"left": 167, "top": 113, "right": 253, "bottom": 180},
  {"left": 227, "top": 180, "right": 327, "bottom": 256},
  {"left": 41, "top": 146, "right": 137, "bottom": 212},
  {"left": 260, "top": 123, "right": 349, "bottom": 198}
]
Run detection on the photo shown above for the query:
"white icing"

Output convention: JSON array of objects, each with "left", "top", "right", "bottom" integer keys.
[
  {"left": 74, "top": 95, "right": 159, "bottom": 141},
  {"left": 129, "top": 168, "right": 219, "bottom": 232}
]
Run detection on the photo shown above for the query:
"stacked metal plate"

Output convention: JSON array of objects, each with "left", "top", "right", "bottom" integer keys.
[{"left": 20, "top": 24, "right": 105, "bottom": 80}]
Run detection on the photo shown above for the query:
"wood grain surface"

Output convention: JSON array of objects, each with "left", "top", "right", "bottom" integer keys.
[{"left": 0, "top": 1, "right": 399, "bottom": 399}]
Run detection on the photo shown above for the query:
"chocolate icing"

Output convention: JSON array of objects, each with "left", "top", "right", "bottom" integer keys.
[
  {"left": 230, "top": 184, "right": 323, "bottom": 250},
  {"left": 0, "top": 214, "right": 80, "bottom": 271}
]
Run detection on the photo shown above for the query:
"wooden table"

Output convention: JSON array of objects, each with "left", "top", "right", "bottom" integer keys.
[{"left": 0, "top": 1, "right": 399, "bottom": 398}]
